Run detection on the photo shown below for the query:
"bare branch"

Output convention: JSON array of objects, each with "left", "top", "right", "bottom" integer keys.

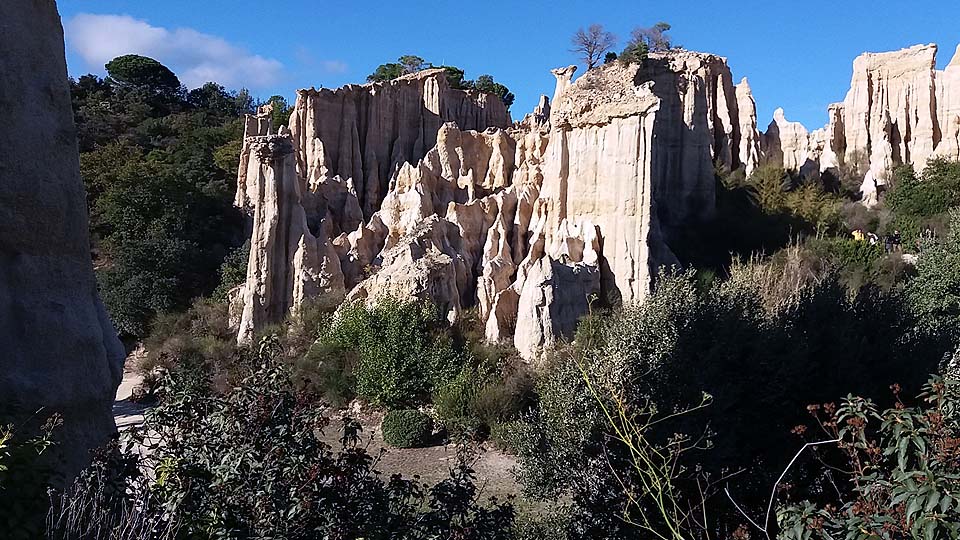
[{"left": 570, "top": 24, "right": 617, "bottom": 70}]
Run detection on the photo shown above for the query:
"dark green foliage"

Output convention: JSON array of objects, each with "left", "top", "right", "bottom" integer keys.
[
  {"left": 603, "top": 51, "right": 618, "bottom": 64},
  {"left": 470, "top": 74, "right": 516, "bottom": 109},
  {"left": 366, "top": 56, "right": 515, "bottom": 108},
  {"left": 72, "top": 59, "right": 251, "bottom": 338},
  {"left": 802, "top": 236, "right": 904, "bottom": 291},
  {"left": 0, "top": 416, "right": 59, "bottom": 539},
  {"left": 442, "top": 65, "right": 469, "bottom": 89},
  {"left": 49, "top": 342, "right": 515, "bottom": 539},
  {"left": 318, "top": 299, "right": 465, "bottom": 408},
  {"left": 513, "top": 267, "right": 944, "bottom": 537},
  {"left": 295, "top": 340, "right": 358, "bottom": 407},
  {"left": 382, "top": 409, "right": 434, "bottom": 448},
  {"left": 366, "top": 55, "right": 426, "bottom": 82},
  {"left": 619, "top": 38, "right": 649, "bottom": 64},
  {"left": 213, "top": 240, "right": 250, "bottom": 302},
  {"left": 886, "top": 159, "right": 960, "bottom": 240},
  {"left": 906, "top": 209, "right": 960, "bottom": 352},
  {"left": 778, "top": 376, "right": 960, "bottom": 540},
  {"left": 105, "top": 54, "right": 181, "bottom": 96},
  {"left": 264, "top": 94, "right": 293, "bottom": 128}
]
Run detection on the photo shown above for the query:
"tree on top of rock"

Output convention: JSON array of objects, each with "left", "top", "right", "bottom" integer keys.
[
  {"left": 620, "top": 22, "right": 674, "bottom": 64},
  {"left": 469, "top": 74, "right": 515, "bottom": 109},
  {"left": 634, "top": 22, "right": 673, "bottom": 53},
  {"left": 366, "top": 55, "right": 428, "bottom": 83},
  {"left": 366, "top": 56, "right": 515, "bottom": 109},
  {"left": 570, "top": 24, "right": 618, "bottom": 70}
]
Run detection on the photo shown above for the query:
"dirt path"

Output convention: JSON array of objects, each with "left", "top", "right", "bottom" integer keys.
[
  {"left": 319, "top": 413, "right": 522, "bottom": 500},
  {"left": 111, "top": 371, "right": 523, "bottom": 499},
  {"left": 113, "top": 368, "right": 148, "bottom": 430}
]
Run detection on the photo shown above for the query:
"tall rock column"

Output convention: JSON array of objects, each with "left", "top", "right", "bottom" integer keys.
[{"left": 0, "top": 0, "right": 125, "bottom": 478}]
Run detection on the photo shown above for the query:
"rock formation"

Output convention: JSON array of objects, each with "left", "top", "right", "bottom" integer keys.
[
  {"left": 762, "top": 43, "right": 960, "bottom": 205},
  {"left": 234, "top": 70, "right": 511, "bottom": 343},
  {"left": 233, "top": 42, "right": 960, "bottom": 358},
  {"left": 233, "top": 51, "right": 755, "bottom": 358},
  {"left": 0, "top": 0, "right": 124, "bottom": 478}
]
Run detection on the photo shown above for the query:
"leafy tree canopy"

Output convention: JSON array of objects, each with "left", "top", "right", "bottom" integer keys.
[{"left": 105, "top": 54, "right": 181, "bottom": 95}]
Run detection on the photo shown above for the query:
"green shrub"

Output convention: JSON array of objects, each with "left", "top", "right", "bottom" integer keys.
[
  {"left": 887, "top": 159, "right": 960, "bottom": 240},
  {"left": 320, "top": 299, "right": 465, "bottom": 408},
  {"left": 48, "top": 339, "right": 516, "bottom": 538},
  {"left": 434, "top": 368, "right": 483, "bottom": 421},
  {"left": 294, "top": 341, "right": 358, "bottom": 407},
  {"left": 381, "top": 409, "right": 433, "bottom": 448},
  {"left": 0, "top": 415, "right": 60, "bottom": 539}
]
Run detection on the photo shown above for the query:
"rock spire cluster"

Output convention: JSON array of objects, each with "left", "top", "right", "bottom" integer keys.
[
  {"left": 231, "top": 51, "right": 756, "bottom": 358},
  {"left": 231, "top": 42, "right": 960, "bottom": 359}
]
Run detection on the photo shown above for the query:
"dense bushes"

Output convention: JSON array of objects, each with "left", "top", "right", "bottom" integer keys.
[
  {"left": 313, "top": 299, "right": 464, "bottom": 408},
  {"left": 382, "top": 409, "right": 434, "bottom": 448},
  {"left": 73, "top": 60, "right": 252, "bottom": 339},
  {"left": 0, "top": 416, "right": 60, "bottom": 539},
  {"left": 887, "top": 159, "right": 960, "bottom": 240},
  {"left": 49, "top": 341, "right": 516, "bottom": 539},
  {"left": 511, "top": 259, "right": 950, "bottom": 538}
]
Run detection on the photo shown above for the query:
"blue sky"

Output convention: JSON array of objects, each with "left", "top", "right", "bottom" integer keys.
[{"left": 58, "top": 0, "right": 960, "bottom": 130}]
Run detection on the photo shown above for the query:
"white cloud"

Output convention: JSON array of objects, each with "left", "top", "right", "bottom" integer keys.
[
  {"left": 64, "top": 13, "right": 284, "bottom": 89},
  {"left": 320, "top": 60, "right": 349, "bottom": 74},
  {"left": 294, "top": 46, "right": 349, "bottom": 74}
]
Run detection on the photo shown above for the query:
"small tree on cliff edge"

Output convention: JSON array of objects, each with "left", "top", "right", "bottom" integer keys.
[{"left": 570, "top": 24, "right": 618, "bottom": 70}]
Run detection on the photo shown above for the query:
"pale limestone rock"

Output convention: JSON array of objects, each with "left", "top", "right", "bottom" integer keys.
[
  {"left": 287, "top": 69, "right": 510, "bottom": 219},
  {"left": 0, "top": 0, "right": 124, "bottom": 479},
  {"left": 935, "top": 45, "right": 960, "bottom": 161},
  {"left": 236, "top": 50, "right": 766, "bottom": 360},
  {"left": 512, "top": 218, "right": 601, "bottom": 361},
  {"left": 236, "top": 135, "right": 345, "bottom": 343},
  {"left": 763, "top": 108, "right": 812, "bottom": 172},
  {"left": 736, "top": 78, "right": 762, "bottom": 175},
  {"left": 842, "top": 44, "right": 939, "bottom": 172},
  {"left": 347, "top": 215, "right": 468, "bottom": 323},
  {"left": 550, "top": 65, "right": 577, "bottom": 104}
]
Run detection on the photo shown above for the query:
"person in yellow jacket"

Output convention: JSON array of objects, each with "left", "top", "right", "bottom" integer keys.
[{"left": 852, "top": 229, "right": 864, "bottom": 242}]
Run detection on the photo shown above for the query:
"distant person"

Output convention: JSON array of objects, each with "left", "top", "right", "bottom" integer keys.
[
  {"left": 867, "top": 232, "right": 878, "bottom": 245},
  {"left": 892, "top": 230, "right": 902, "bottom": 251},
  {"left": 852, "top": 229, "right": 864, "bottom": 242}
]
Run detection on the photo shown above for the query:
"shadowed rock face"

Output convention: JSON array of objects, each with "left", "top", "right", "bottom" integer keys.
[{"left": 0, "top": 1, "right": 125, "bottom": 478}]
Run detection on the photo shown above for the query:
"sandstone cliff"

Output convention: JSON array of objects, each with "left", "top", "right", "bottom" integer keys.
[
  {"left": 0, "top": 0, "right": 124, "bottom": 478},
  {"left": 763, "top": 43, "right": 960, "bottom": 205},
  {"left": 234, "top": 70, "right": 511, "bottom": 343},
  {"left": 233, "top": 52, "right": 754, "bottom": 358}
]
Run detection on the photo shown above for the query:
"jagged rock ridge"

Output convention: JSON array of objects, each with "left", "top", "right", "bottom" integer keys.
[
  {"left": 232, "top": 52, "right": 754, "bottom": 358},
  {"left": 763, "top": 43, "right": 960, "bottom": 205}
]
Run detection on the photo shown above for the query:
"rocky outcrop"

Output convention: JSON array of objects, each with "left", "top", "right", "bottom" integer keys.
[
  {"left": 0, "top": 0, "right": 124, "bottom": 478},
  {"left": 279, "top": 69, "right": 510, "bottom": 220},
  {"left": 736, "top": 78, "right": 762, "bottom": 176},
  {"left": 233, "top": 71, "right": 510, "bottom": 342},
  {"left": 763, "top": 43, "right": 960, "bottom": 205},
  {"left": 233, "top": 50, "right": 758, "bottom": 358}
]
